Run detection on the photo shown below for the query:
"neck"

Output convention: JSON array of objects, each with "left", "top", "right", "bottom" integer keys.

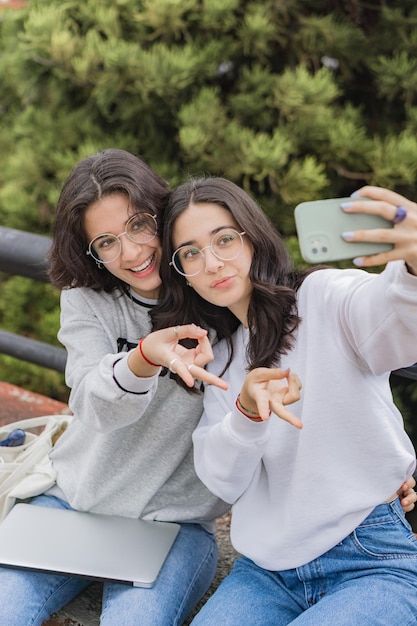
[{"left": 229, "top": 305, "right": 248, "bottom": 328}]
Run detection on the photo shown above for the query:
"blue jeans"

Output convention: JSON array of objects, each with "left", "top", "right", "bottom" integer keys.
[
  {"left": 0, "top": 495, "right": 218, "bottom": 626},
  {"left": 192, "top": 498, "right": 417, "bottom": 626}
]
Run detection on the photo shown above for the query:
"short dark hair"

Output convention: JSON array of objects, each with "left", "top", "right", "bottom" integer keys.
[
  {"left": 154, "top": 176, "right": 314, "bottom": 370},
  {"left": 48, "top": 149, "right": 169, "bottom": 291}
]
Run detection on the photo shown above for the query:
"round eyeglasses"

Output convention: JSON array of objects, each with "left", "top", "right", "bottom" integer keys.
[
  {"left": 86, "top": 213, "right": 158, "bottom": 264},
  {"left": 170, "top": 229, "right": 246, "bottom": 277}
]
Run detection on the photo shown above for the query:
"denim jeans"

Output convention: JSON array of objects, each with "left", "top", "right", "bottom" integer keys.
[
  {"left": 0, "top": 494, "right": 218, "bottom": 626},
  {"left": 191, "top": 498, "right": 417, "bottom": 626}
]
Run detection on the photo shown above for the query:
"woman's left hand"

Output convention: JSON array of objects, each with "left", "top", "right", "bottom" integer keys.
[
  {"left": 341, "top": 186, "right": 417, "bottom": 275},
  {"left": 238, "top": 367, "right": 303, "bottom": 427},
  {"left": 398, "top": 475, "right": 417, "bottom": 513}
]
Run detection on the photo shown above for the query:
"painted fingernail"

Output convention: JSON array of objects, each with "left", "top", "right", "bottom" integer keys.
[
  {"left": 340, "top": 202, "right": 353, "bottom": 210},
  {"left": 342, "top": 231, "right": 354, "bottom": 240},
  {"left": 353, "top": 257, "right": 364, "bottom": 266}
]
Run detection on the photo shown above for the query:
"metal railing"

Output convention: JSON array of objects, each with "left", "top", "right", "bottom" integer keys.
[
  {"left": 0, "top": 226, "right": 67, "bottom": 373},
  {"left": 0, "top": 226, "right": 51, "bottom": 282}
]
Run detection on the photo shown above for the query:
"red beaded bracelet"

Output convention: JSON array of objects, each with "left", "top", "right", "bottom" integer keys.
[
  {"left": 138, "top": 338, "right": 161, "bottom": 367},
  {"left": 235, "top": 395, "right": 265, "bottom": 422}
]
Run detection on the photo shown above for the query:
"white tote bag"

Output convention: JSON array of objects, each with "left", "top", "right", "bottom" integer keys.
[{"left": 0, "top": 415, "right": 72, "bottom": 521}]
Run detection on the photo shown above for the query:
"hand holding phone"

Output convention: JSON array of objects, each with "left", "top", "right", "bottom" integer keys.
[{"left": 294, "top": 197, "right": 393, "bottom": 264}]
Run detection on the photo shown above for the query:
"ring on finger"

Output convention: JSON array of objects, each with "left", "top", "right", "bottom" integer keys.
[
  {"left": 188, "top": 364, "right": 195, "bottom": 373},
  {"left": 169, "top": 358, "right": 179, "bottom": 373},
  {"left": 392, "top": 205, "right": 407, "bottom": 224}
]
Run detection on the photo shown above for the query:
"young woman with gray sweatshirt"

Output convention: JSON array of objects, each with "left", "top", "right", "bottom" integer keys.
[{"left": 0, "top": 149, "right": 229, "bottom": 626}]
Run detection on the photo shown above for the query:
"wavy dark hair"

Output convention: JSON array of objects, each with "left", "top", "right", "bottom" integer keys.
[
  {"left": 48, "top": 149, "right": 169, "bottom": 291},
  {"left": 152, "top": 177, "right": 317, "bottom": 371}
]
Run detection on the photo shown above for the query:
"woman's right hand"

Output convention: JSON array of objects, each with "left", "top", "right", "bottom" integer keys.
[
  {"left": 238, "top": 367, "right": 303, "bottom": 428},
  {"left": 341, "top": 186, "right": 417, "bottom": 274},
  {"left": 128, "top": 324, "right": 228, "bottom": 390},
  {"left": 397, "top": 476, "right": 417, "bottom": 513}
]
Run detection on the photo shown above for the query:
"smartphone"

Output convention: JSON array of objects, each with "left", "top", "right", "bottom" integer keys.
[{"left": 294, "top": 197, "right": 393, "bottom": 264}]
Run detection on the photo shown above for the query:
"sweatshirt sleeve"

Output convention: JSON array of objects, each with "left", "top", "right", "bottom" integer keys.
[
  {"left": 193, "top": 405, "right": 270, "bottom": 504},
  {"left": 312, "top": 261, "right": 417, "bottom": 375},
  {"left": 58, "top": 289, "right": 158, "bottom": 432},
  {"left": 192, "top": 339, "right": 270, "bottom": 504}
]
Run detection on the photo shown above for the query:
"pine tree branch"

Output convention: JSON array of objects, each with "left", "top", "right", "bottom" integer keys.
[{"left": 328, "top": 162, "right": 372, "bottom": 181}]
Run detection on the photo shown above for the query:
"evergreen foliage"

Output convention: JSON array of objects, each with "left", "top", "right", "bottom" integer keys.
[{"left": 0, "top": 0, "right": 416, "bottom": 432}]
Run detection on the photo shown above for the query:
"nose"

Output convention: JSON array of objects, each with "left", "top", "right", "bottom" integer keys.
[
  {"left": 202, "top": 246, "right": 224, "bottom": 273},
  {"left": 119, "top": 233, "right": 143, "bottom": 261}
]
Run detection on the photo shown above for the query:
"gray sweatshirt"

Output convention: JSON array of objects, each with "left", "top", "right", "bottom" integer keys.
[{"left": 49, "top": 286, "right": 229, "bottom": 526}]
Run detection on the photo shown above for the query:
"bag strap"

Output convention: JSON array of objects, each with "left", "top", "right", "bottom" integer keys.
[{"left": 0, "top": 415, "right": 62, "bottom": 434}]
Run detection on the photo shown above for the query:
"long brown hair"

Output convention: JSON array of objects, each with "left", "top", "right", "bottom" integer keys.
[
  {"left": 153, "top": 177, "right": 316, "bottom": 371},
  {"left": 48, "top": 149, "right": 169, "bottom": 291}
]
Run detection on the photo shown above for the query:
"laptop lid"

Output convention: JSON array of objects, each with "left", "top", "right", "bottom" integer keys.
[{"left": 0, "top": 503, "right": 180, "bottom": 588}]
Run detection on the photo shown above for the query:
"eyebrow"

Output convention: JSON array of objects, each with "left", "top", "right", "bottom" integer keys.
[
  {"left": 176, "top": 225, "right": 237, "bottom": 248},
  {"left": 91, "top": 212, "right": 145, "bottom": 239}
]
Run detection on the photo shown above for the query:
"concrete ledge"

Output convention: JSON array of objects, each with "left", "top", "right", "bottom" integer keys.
[{"left": 0, "top": 381, "right": 70, "bottom": 425}]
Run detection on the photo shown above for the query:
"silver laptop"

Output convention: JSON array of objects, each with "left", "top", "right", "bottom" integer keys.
[{"left": 0, "top": 503, "right": 180, "bottom": 587}]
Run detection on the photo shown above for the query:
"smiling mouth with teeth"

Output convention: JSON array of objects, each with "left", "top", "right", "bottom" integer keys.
[{"left": 130, "top": 253, "right": 155, "bottom": 273}]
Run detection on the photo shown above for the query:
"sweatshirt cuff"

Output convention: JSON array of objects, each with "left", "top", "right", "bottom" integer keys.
[
  {"left": 224, "top": 405, "right": 270, "bottom": 443},
  {"left": 390, "top": 260, "right": 417, "bottom": 286},
  {"left": 113, "top": 352, "right": 159, "bottom": 394}
]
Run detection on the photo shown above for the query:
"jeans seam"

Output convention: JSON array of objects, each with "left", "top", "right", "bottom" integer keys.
[{"left": 352, "top": 529, "right": 417, "bottom": 560}]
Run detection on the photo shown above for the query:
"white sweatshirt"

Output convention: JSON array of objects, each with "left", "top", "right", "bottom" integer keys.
[{"left": 193, "top": 262, "right": 417, "bottom": 569}]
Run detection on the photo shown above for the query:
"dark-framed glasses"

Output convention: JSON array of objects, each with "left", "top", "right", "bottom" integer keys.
[
  {"left": 170, "top": 229, "right": 246, "bottom": 277},
  {"left": 86, "top": 213, "right": 158, "bottom": 264}
]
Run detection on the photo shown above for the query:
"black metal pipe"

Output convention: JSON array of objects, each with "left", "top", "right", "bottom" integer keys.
[
  {"left": 0, "top": 226, "right": 51, "bottom": 282},
  {"left": 0, "top": 330, "right": 67, "bottom": 373},
  {"left": 392, "top": 365, "right": 417, "bottom": 382}
]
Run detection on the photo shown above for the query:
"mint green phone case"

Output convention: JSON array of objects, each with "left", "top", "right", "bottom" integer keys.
[{"left": 294, "top": 197, "right": 393, "bottom": 264}]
